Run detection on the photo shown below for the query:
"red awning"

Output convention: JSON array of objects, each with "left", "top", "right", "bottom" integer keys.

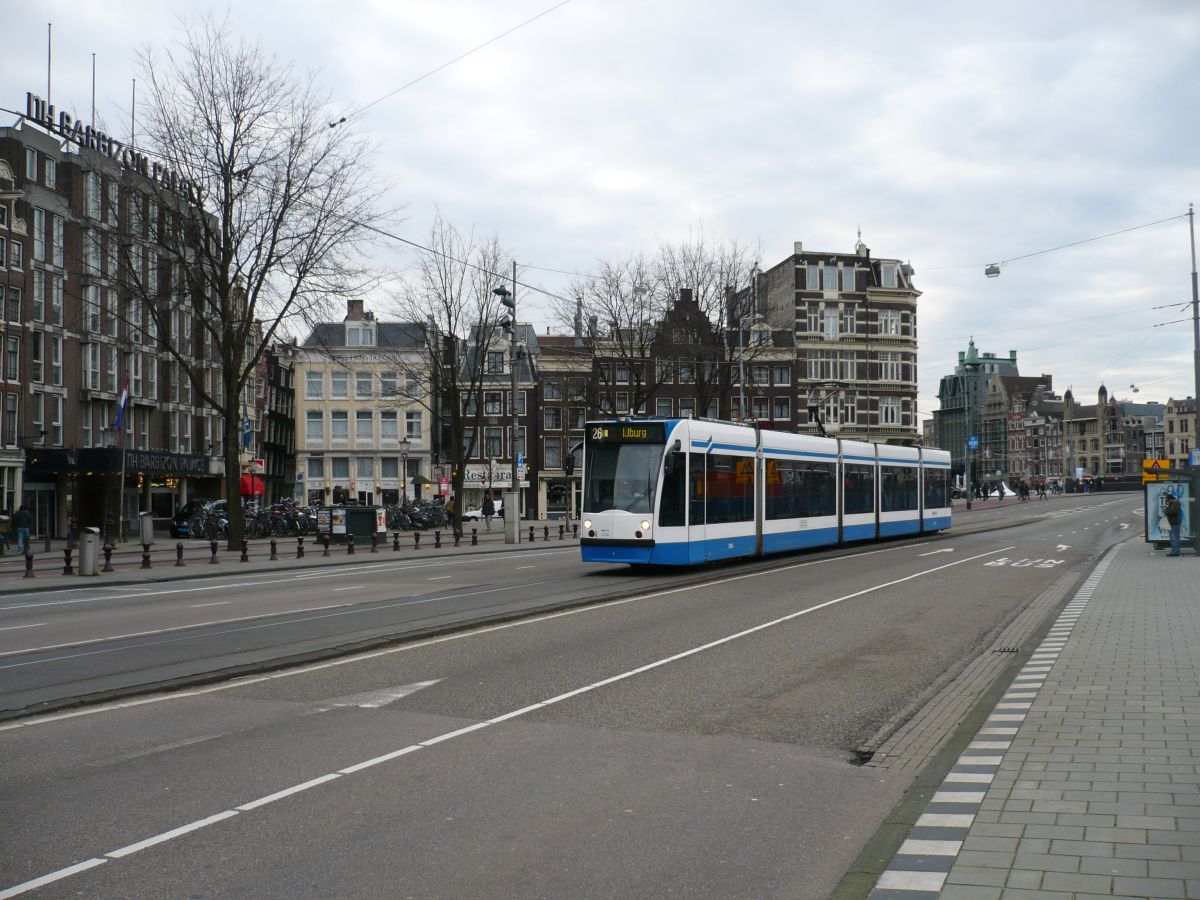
[{"left": 240, "top": 474, "right": 266, "bottom": 496}]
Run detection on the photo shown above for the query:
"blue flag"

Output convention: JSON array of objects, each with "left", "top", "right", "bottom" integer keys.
[{"left": 242, "top": 404, "right": 253, "bottom": 450}]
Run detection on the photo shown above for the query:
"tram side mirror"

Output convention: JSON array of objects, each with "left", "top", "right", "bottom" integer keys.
[{"left": 671, "top": 439, "right": 681, "bottom": 453}]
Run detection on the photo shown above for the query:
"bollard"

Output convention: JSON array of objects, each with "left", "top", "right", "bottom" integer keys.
[
  {"left": 434, "top": 530, "right": 441, "bottom": 548},
  {"left": 322, "top": 535, "right": 331, "bottom": 557},
  {"left": 63, "top": 547, "right": 74, "bottom": 576},
  {"left": 559, "top": 524, "right": 565, "bottom": 540},
  {"left": 544, "top": 525, "right": 550, "bottom": 542},
  {"left": 23, "top": 551, "right": 34, "bottom": 578},
  {"left": 347, "top": 533, "right": 356, "bottom": 555},
  {"left": 393, "top": 531, "right": 400, "bottom": 551},
  {"left": 454, "top": 531, "right": 461, "bottom": 547},
  {"left": 102, "top": 543, "right": 114, "bottom": 572},
  {"left": 413, "top": 532, "right": 421, "bottom": 550},
  {"left": 297, "top": 536, "right": 305, "bottom": 559},
  {"left": 141, "top": 544, "right": 152, "bottom": 569},
  {"left": 269, "top": 539, "right": 278, "bottom": 561},
  {"left": 572, "top": 523, "right": 579, "bottom": 538},
  {"left": 175, "top": 543, "right": 185, "bottom": 567},
  {"left": 370, "top": 533, "right": 378, "bottom": 554},
  {"left": 472, "top": 528, "right": 478, "bottom": 546},
  {"left": 528, "top": 525, "right": 535, "bottom": 543},
  {"left": 210, "top": 540, "right": 219, "bottom": 564},
  {"left": 240, "top": 540, "right": 249, "bottom": 563}
]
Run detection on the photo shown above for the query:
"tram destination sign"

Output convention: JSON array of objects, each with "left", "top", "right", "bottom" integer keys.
[{"left": 587, "top": 422, "right": 666, "bottom": 444}]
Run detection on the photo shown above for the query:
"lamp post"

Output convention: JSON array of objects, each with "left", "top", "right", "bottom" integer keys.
[
  {"left": 494, "top": 266, "right": 518, "bottom": 542},
  {"left": 399, "top": 437, "right": 409, "bottom": 504}
]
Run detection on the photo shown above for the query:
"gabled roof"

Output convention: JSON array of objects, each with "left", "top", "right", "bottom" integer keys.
[{"left": 302, "top": 321, "right": 425, "bottom": 349}]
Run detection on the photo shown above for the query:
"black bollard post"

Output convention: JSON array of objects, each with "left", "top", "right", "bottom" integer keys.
[
  {"left": 210, "top": 540, "right": 219, "bottom": 564},
  {"left": 528, "top": 525, "right": 535, "bottom": 543},
  {"left": 347, "top": 533, "right": 355, "bottom": 554},
  {"left": 454, "top": 531, "right": 461, "bottom": 547},
  {"left": 297, "top": 536, "right": 305, "bottom": 559},
  {"left": 370, "top": 533, "right": 378, "bottom": 553},
  {"left": 472, "top": 528, "right": 478, "bottom": 546},
  {"left": 23, "top": 551, "right": 34, "bottom": 578},
  {"left": 269, "top": 539, "right": 278, "bottom": 561},
  {"left": 559, "top": 524, "right": 565, "bottom": 540},
  {"left": 141, "top": 544, "right": 152, "bottom": 569},
  {"left": 322, "top": 535, "right": 331, "bottom": 557},
  {"left": 544, "top": 525, "right": 550, "bottom": 542},
  {"left": 63, "top": 547, "right": 74, "bottom": 576},
  {"left": 413, "top": 532, "right": 421, "bottom": 550},
  {"left": 393, "top": 531, "right": 400, "bottom": 551},
  {"left": 434, "top": 530, "right": 441, "bottom": 548},
  {"left": 175, "top": 543, "right": 186, "bottom": 567},
  {"left": 102, "top": 543, "right": 114, "bottom": 572},
  {"left": 572, "top": 523, "right": 579, "bottom": 538},
  {"left": 240, "top": 540, "right": 249, "bottom": 563}
]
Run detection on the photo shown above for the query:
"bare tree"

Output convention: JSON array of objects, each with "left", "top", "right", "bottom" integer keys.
[
  {"left": 122, "top": 15, "right": 390, "bottom": 547},
  {"left": 385, "top": 216, "right": 512, "bottom": 536}
]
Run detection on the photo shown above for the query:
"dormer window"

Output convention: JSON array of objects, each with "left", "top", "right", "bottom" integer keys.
[
  {"left": 346, "top": 325, "right": 375, "bottom": 347},
  {"left": 880, "top": 263, "right": 898, "bottom": 288}
]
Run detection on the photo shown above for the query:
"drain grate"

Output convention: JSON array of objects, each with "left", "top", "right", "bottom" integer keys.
[{"left": 992, "top": 645, "right": 1020, "bottom": 653}]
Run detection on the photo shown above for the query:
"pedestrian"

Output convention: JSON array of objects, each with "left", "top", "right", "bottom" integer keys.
[
  {"left": 482, "top": 491, "right": 495, "bottom": 531},
  {"left": 1162, "top": 491, "right": 1183, "bottom": 557},
  {"left": 13, "top": 505, "right": 32, "bottom": 553}
]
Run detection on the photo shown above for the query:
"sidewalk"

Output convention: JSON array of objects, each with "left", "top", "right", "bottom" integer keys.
[
  {"left": 871, "top": 537, "right": 1200, "bottom": 898},
  {"left": 0, "top": 520, "right": 580, "bottom": 594}
]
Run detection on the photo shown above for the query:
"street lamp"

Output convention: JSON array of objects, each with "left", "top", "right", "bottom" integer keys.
[
  {"left": 494, "top": 268, "right": 518, "bottom": 538},
  {"left": 738, "top": 312, "right": 765, "bottom": 420},
  {"left": 399, "top": 437, "right": 410, "bottom": 504}
]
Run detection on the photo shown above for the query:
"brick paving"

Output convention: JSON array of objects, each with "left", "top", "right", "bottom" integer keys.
[{"left": 871, "top": 538, "right": 1200, "bottom": 898}]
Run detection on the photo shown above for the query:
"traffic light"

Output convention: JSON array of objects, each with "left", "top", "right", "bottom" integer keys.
[{"left": 494, "top": 285, "right": 515, "bottom": 333}]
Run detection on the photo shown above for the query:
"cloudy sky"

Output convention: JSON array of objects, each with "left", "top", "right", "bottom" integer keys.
[{"left": 6, "top": 1, "right": 1199, "bottom": 421}]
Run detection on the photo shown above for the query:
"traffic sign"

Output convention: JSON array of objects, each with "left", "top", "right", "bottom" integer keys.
[
  {"left": 967, "top": 435, "right": 980, "bottom": 451},
  {"left": 1142, "top": 458, "right": 1170, "bottom": 483}
]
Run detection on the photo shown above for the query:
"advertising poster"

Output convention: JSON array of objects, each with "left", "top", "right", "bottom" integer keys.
[
  {"left": 331, "top": 508, "right": 347, "bottom": 535},
  {"left": 316, "top": 507, "right": 331, "bottom": 533},
  {"left": 1145, "top": 482, "right": 1191, "bottom": 543}
]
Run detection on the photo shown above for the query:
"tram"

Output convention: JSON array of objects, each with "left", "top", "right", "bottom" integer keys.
[{"left": 580, "top": 417, "right": 951, "bottom": 566}]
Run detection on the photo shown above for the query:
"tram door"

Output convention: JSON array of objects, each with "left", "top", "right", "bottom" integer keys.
[{"left": 688, "top": 452, "right": 707, "bottom": 564}]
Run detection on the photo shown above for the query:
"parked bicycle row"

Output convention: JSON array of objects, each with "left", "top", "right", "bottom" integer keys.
[{"left": 170, "top": 498, "right": 468, "bottom": 540}]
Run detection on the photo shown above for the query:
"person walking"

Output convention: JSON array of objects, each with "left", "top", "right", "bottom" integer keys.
[
  {"left": 482, "top": 491, "right": 495, "bottom": 531},
  {"left": 13, "top": 505, "right": 32, "bottom": 553},
  {"left": 1163, "top": 491, "right": 1183, "bottom": 557}
]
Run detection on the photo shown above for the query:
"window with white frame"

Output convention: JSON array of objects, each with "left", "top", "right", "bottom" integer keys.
[
  {"left": 881, "top": 263, "right": 897, "bottom": 289},
  {"left": 44, "top": 157, "right": 57, "bottom": 189},
  {"left": 752, "top": 397, "right": 769, "bottom": 419},
  {"left": 84, "top": 344, "right": 100, "bottom": 390},
  {"left": 879, "top": 352, "right": 903, "bottom": 382},
  {"left": 146, "top": 353, "right": 158, "bottom": 400},
  {"left": 331, "top": 457, "right": 349, "bottom": 479},
  {"left": 82, "top": 402, "right": 93, "bottom": 448},
  {"left": 839, "top": 305, "right": 856, "bottom": 336},
  {"left": 487, "top": 351, "right": 504, "bottom": 374},
  {"left": 656, "top": 359, "right": 673, "bottom": 383},
  {"left": 380, "top": 457, "right": 398, "bottom": 479},
  {"left": 484, "top": 391, "right": 503, "bottom": 415},
  {"left": 484, "top": 426, "right": 503, "bottom": 458},
  {"left": 330, "top": 371, "right": 348, "bottom": 399},
  {"left": 306, "top": 411, "right": 324, "bottom": 441},
  {"left": 330, "top": 410, "right": 348, "bottom": 440},
  {"left": 30, "top": 332, "right": 42, "bottom": 383},
  {"left": 679, "top": 398, "right": 695, "bottom": 418},
  {"left": 544, "top": 407, "right": 562, "bottom": 430},
  {"left": 615, "top": 392, "right": 629, "bottom": 413},
  {"left": 773, "top": 396, "right": 790, "bottom": 420},
  {"left": 773, "top": 366, "right": 790, "bottom": 386},
  {"left": 305, "top": 371, "right": 323, "bottom": 398},
  {"left": 103, "top": 346, "right": 117, "bottom": 393},
  {"left": 806, "top": 264, "right": 819, "bottom": 290},
  {"left": 25, "top": 148, "right": 36, "bottom": 181},
  {"left": 751, "top": 365, "right": 769, "bottom": 386},
  {"left": 655, "top": 398, "right": 672, "bottom": 417},
  {"left": 356, "top": 456, "right": 374, "bottom": 479},
  {"left": 355, "top": 371, "right": 372, "bottom": 398},
  {"left": 379, "top": 371, "right": 397, "bottom": 397},
  {"left": 380, "top": 410, "right": 399, "bottom": 440},
  {"left": 51, "top": 215, "right": 63, "bottom": 266},
  {"left": 131, "top": 353, "right": 143, "bottom": 397},
  {"left": 308, "top": 457, "right": 325, "bottom": 479},
  {"left": 545, "top": 378, "right": 562, "bottom": 399},
  {"left": 9, "top": 240, "right": 20, "bottom": 269},
  {"left": 85, "top": 172, "right": 102, "bottom": 219},
  {"left": 49, "top": 394, "right": 62, "bottom": 445},
  {"left": 545, "top": 436, "right": 562, "bottom": 469},
  {"left": 823, "top": 308, "right": 838, "bottom": 340},
  {"left": 6, "top": 286, "right": 19, "bottom": 323},
  {"left": 404, "top": 373, "right": 423, "bottom": 398},
  {"left": 405, "top": 411, "right": 422, "bottom": 439},
  {"left": 878, "top": 309, "right": 901, "bottom": 335},
  {"left": 356, "top": 410, "right": 373, "bottom": 440},
  {"left": 50, "top": 336, "right": 62, "bottom": 386},
  {"left": 4, "top": 395, "right": 17, "bottom": 447},
  {"left": 880, "top": 397, "right": 901, "bottom": 425},
  {"left": 841, "top": 267, "right": 856, "bottom": 291},
  {"left": 49, "top": 273, "right": 62, "bottom": 325},
  {"left": 32, "top": 208, "right": 45, "bottom": 260}
]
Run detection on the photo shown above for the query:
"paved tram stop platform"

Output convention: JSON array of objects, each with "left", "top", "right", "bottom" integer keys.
[{"left": 866, "top": 535, "right": 1200, "bottom": 899}]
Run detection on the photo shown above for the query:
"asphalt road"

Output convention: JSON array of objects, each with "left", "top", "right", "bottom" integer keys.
[{"left": 0, "top": 494, "right": 1142, "bottom": 898}]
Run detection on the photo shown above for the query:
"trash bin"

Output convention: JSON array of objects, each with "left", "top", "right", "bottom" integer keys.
[
  {"left": 79, "top": 526, "right": 101, "bottom": 576},
  {"left": 139, "top": 511, "right": 155, "bottom": 545}
]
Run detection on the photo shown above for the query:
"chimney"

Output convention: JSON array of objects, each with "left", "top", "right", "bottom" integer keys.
[
  {"left": 680, "top": 287, "right": 693, "bottom": 304},
  {"left": 588, "top": 315, "right": 598, "bottom": 339},
  {"left": 346, "top": 298, "right": 364, "bottom": 320},
  {"left": 793, "top": 241, "right": 803, "bottom": 255},
  {"left": 573, "top": 298, "right": 583, "bottom": 341}
]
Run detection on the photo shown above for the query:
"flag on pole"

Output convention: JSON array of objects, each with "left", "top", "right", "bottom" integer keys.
[
  {"left": 111, "top": 380, "right": 130, "bottom": 431},
  {"left": 242, "top": 404, "right": 253, "bottom": 450}
]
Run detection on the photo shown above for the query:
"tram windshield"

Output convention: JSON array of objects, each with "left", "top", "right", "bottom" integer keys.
[{"left": 583, "top": 443, "right": 663, "bottom": 514}]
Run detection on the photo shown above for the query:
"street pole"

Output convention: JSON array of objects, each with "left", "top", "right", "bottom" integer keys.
[
  {"left": 510, "top": 260, "right": 519, "bottom": 523},
  {"left": 1187, "top": 203, "right": 1198, "bottom": 551},
  {"left": 738, "top": 319, "right": 746, "bottom": 421}
]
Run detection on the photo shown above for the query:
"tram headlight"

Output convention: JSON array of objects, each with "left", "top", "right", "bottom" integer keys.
[
  {"left": 640, "top": 520, "right": 650, "bottom": 531},
  {"left": 583, "top": 519, "right": 592, "bottom": 530}
]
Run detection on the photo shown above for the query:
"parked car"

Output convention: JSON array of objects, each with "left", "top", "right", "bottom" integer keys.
[{"left": 462, "top": 500, "right": 503, "bottom": 521}]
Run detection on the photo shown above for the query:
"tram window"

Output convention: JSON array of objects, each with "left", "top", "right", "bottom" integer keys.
[
  {"left": 689, "top": 452, "right": 706, "bottom": 525},
  {"left": 706, "top": 453, "right": 754, "bottom": 523},
  {"left": 881, "top": 465, "right": 919, "bottom": 511},
  {"left": 924, "top": 469, "right": 949, "bottom": 508},
  {"left": 843, "top": 464, "right": 875, "bottom": 515},
  {"left": 659, "top": 451, "right": 686, "bottom": 527},
  {"left": 766, "top": 459, "right": 835, "bottom": 519}
]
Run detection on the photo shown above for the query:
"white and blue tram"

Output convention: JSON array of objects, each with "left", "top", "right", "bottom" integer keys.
[{"left": 580, "top": 417, "right": 951, "bottom": 566}]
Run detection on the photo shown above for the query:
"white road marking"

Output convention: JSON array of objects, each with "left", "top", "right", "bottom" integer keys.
[
  {"left": 917, "top": 548, "right": 953, "bottom": 557},
  {"left": 516, "top": 565, "right": 537, "bottom": 569},
  {"left": 0, "top": 545, "right": 1012, "bottom": 896},
  {"left": 189, "top": 601, "right": 230, "bottom": 608},
  {"left": 426, "top": 575, "right": 452, "bottom": 581},
  {"left": 0, "top": 582, "right": 549, "bottom": 669},
  {"left": 323, "top": 680, "right": 440, "bottom": 709},
  {"left": 332, "top": 586, "right": 364, "bottom": 592},
  {"left": 0, "top": 622, "right": 46, "bottom": 632},
  {"left": 1056, "top": 544, "right": 1070, "bottom": 551},
  {"left": 0, "top": 538, "right": 968, "bottom": 732},
  {"left": 0, "top": 858, "right": 108, "bottom": 899}
]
